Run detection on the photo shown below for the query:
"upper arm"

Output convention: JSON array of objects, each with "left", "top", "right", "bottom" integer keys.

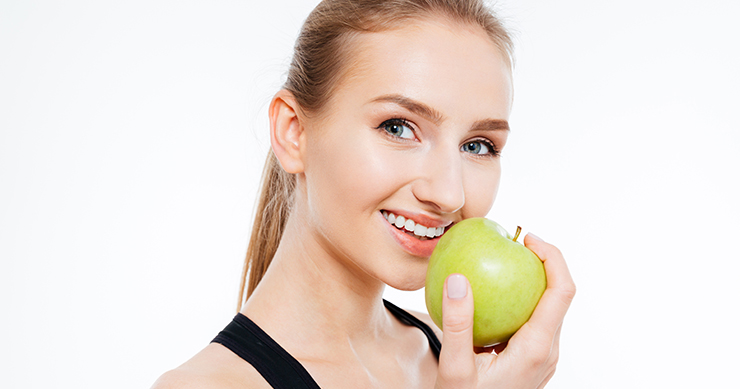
[
  {"left": 150, "top": 344, "right": 272, "bottom": 389},
  {"left": 150, "top": 369, "right": 213, "bottom": 389}
]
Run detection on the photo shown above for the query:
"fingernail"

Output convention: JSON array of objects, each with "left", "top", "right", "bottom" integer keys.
[
  {"left": 447, "top": 274, "right": 467, "bottom": 300},
  {"left": 527, "top": 232, "right": 543, "bottom": 242}
]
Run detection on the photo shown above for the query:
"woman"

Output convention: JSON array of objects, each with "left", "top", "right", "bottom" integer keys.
[{"left": 153, "top": 0, "right": 575, "bottom": 387}]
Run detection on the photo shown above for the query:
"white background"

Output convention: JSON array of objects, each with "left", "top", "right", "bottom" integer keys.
[{"left": 2, "top": 0, "right": 739, "bottom": 388}]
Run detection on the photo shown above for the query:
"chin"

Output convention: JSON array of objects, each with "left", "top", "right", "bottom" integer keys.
[
  {"left": 390, "top": 282, "right": 425, "bottom": 292},
  {"left": 384, "top": 267, "right": 427, "bottom": 291}
]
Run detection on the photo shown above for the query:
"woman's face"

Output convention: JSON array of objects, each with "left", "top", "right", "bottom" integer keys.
[{"left": 297, "top": 18, "right": 513, "bottom": 291}]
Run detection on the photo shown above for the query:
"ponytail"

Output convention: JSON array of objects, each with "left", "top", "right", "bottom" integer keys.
[{"left": 237, "top": 151, "right": 295, "bottom": 311}]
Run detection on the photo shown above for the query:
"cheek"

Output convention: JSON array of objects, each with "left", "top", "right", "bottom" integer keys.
[
  {"left": 463, "top": 162, "right": 501, "bottom": 217},
  {"left": 304, "top": 132, "right": 405, "bottom": 222}
]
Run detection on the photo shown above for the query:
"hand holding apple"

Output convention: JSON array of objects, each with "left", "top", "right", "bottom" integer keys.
[
  {"left": 425, "top": 217, "right": 546, "bottom": 346},
  {"left": 432, "top": 228, "right": 576, "bottom": 389}
]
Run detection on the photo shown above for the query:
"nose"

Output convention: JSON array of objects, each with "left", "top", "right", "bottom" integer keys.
[{"left": 411, "top": 147, "right": 465, "bottom": 214}]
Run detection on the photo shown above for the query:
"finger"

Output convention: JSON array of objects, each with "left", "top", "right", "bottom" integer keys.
[
  {"left": 550, "top": 324, "right": 562, "bottom": 359},
  {"left": 437, "top": 274, "right": 477, "bottom": 387},
  {"left": 536, "top": 368, "right": 557, "bottom": 389},
  {"left": 522, "top": 233, "right": 576, "bottom": 338}
]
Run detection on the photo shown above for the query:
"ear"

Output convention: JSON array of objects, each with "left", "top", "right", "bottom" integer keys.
[{"left": 269, "top": 90, "right": 305, "bottom": 174}]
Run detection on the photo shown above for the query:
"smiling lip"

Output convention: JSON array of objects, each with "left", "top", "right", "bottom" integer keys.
[
  {"left": 385, "top": 210, "right": 453, "bottom": 229},
  {"left": 380, "top": 210, "right": 452, "bottom": 258}
]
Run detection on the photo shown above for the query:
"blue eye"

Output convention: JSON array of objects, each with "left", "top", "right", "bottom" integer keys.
[
  {"left": 379, "top": 119, "right": 415, "bottom": 140},
  {"left": 461, "top": 140, "right": 498, "bottom": 156}
]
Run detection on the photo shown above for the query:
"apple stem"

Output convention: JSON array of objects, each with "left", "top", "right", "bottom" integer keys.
[{"left": 513, "top": 226, "right": 522, "bottom": 242}]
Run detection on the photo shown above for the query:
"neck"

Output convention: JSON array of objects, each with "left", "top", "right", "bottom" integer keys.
[{"left": 241, "top": 208, "right": 392, "bottom": 350}]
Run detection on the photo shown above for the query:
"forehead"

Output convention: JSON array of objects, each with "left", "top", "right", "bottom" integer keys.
[{"left": 317, "top": 18, "right": 514, "bottom": 125}]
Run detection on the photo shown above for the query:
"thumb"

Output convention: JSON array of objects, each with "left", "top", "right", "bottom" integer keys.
[{"left": 437, "top": 274, "right": 477, "bottom": 388}]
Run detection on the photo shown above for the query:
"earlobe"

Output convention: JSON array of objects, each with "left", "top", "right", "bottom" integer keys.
[{"left": 269, "top": 90, "right": 305, "bottom": 174}]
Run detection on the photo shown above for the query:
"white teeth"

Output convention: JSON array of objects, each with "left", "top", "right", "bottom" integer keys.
[
  {"left": 394, "top": 215, "right": 406, "bottom": 229},
  {"left": 404, "top": 219, "right": 415, "bottom": 232},
  {"left": 383, "top": 211, "right": 445, "bottom": 238},
  {"left": 425, "top": 227, "right": 435, "bottom": 238}
]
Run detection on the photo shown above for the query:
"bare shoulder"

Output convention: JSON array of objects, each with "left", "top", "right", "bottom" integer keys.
[
  {"left": 151, "top": 343, "right": 271, "bottom": 389},
  {"left": 151, "top": 369, "right": 219, "bottom": 389},
  {"left": 406, "top": 309, "right": 443, "bottom": 342}
]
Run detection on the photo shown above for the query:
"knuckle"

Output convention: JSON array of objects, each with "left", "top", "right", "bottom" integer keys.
[
  {"left": 545, "top": 346, "right": 560, "bottom": 368},
  {"left": 528, "top": 348, "right": 551, "bottom": 367},
  {"left": 550, "top": 245, "right": 563, "bottom": 258},
  {"left": 443, "top": 314, "right": 472, "bottom": 333},
  {"left": 550, "top": 352, "right": 560, "bottom": 367},
  {"left": 540, "top": 242, "right": 562, "bottom": 257},
  {"left": 559, "top": 281, "right": 577, "bottom": 303},
  {"left": 523, "top": 334, "right": 555, "bottom": 368},
  {"left": 531, "top": 242, "right": 562, "bottom": 262}
]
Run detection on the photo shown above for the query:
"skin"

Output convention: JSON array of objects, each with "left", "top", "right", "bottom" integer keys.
[{"left": 152, "top": 16, "right": 575, "bottom": 389}]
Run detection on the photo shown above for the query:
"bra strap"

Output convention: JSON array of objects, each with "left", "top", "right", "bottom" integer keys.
[
  {"left": 212, "top": 313, "right": 321, "bottom": 389},
  {"left": 383, "top": 299, "right": 441, "bottom": 359}
]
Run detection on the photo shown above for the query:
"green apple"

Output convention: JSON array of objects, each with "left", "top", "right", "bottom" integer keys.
[{"left": 425, "top": 217, "right": 546, "bottom": 346}]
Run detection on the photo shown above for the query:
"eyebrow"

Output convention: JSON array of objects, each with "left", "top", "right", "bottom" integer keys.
[
  {"left": 370, "top": 94, "right": 510, "bottom": 131},
  {"left": 471, "top": 118, "right": 510, "bottom": 132},
  {"left": 370, "top": 94, "right": 445, "bottom": 125}
]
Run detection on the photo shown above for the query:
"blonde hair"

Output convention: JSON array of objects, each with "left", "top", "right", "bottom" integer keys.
[{"left": 237, "top": 0, "right": 513, "bottom": 311}]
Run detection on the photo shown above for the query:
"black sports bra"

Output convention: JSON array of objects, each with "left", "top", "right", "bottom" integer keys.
[{"left": 211, "top": 299, "right": 441, "bottom": 389}]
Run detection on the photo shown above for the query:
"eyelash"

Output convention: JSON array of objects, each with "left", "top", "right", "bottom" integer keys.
[
  {"left": 376, "top": 117, "right": 500, "bottom": 157},
  {"left": 376, "top": 118, "right": 416, "bottom": 140},
  {"left": 463, "top": 138, "right": 501, "bottom": 157}
]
